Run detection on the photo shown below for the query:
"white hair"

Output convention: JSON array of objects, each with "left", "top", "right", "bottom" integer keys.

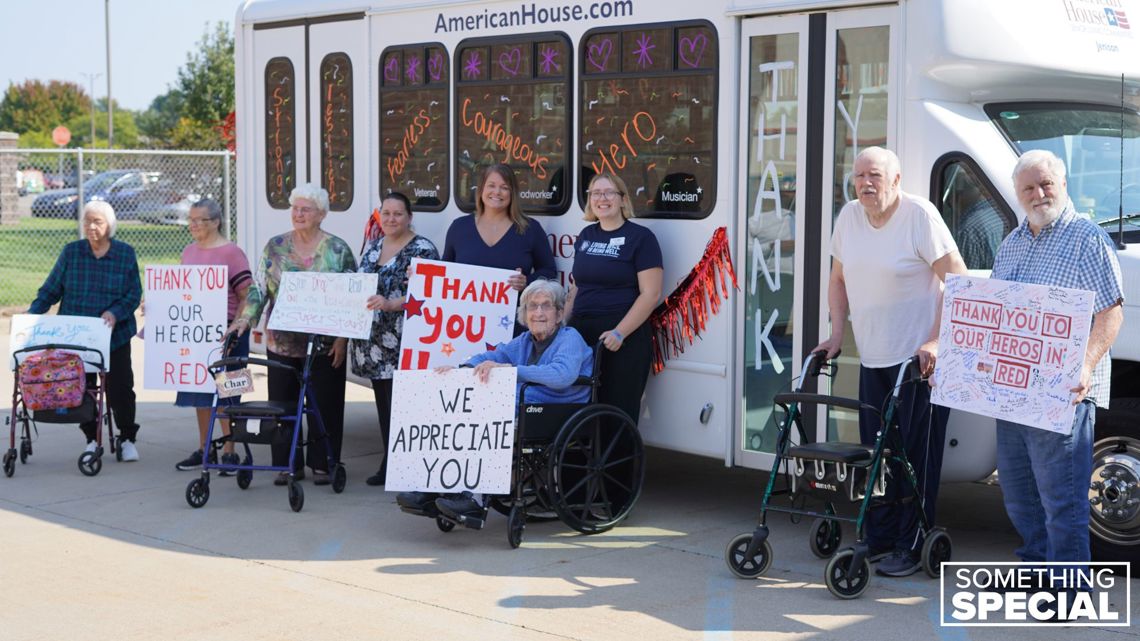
[
  {"left": 517, "top": 279, "right": 567, "bottom": 326},
  {"left": 855, "top": 146, "right": 901, "bottom": 179},
  {"left": 1012, "top": 149, "right": 1067, "bottom": 183},
  {"left": 289, "top": 183, "right": 330, "bottom": 213},
  {"left": 83, "top": 200, "right": 117, "bottom": 237}
]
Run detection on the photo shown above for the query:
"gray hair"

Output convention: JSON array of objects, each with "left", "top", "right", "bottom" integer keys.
[
  {"left": 83, "top": 200, "right": 117, "bottom": 237},
  {"left": 855, "top": 146, "right": 901, "bottom": 180},
  {"left": 1012, "top": 149, "right": 1067, "bottom": 183},
  {"left": 191, "top": 197, "right": 224, "bottom": 223},
  {"left": 289, "top": 183, "right": 330, "bottom": 213},
  {"left": 517, "top": 279, "right": 567, "bottom": 326}
]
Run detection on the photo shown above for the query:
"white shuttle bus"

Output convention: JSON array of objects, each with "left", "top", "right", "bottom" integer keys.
[{"left": 232, "top": 0, "right": 1140, "bottom": 564}]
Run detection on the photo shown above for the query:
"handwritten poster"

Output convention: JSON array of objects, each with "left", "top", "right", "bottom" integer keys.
[
  {"left": 9, "top": 314, "right": 112, "bottom": 372},
  {"left": 385, "top": 367, "right": 517, "bottom": 493},
  {"left": 143, "top": 264, "right": 228, "bottom": 392},
  {"left": 267, "top": 272, "right": 378, "bottom": 339},
  {"left": 398, "top": 259, "right": 518, "bottom": 369},
  {"left": 931, "top": 275, "right": 1094, "bottom": 433}
]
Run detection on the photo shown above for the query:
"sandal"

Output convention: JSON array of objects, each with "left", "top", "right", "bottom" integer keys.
[
  {"left": 312, "top": 470, "right": 331, "bottom": 486},
  {"left": 274, "top": 470, "right": 305, "bottom": 486}
]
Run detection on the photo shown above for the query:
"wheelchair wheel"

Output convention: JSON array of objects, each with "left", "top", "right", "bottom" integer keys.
[
  {"left": 507, "top": 505, "right": 526, "bottom": 549},
  {"left": 489, "top": 464, "right": 559, "bottom": 522},
  {"left": 77, "top": 451, "right": 102, "bottom": 477},
  {"left": 288, "top": 480, "right": 304, "bottom": 512},
  {"left": 825, "top": 548, "right": 871, "bottom": 599},
  {"left": 921, "top": 528, "right": 953, "bottom": 578},
  {"left": 436, "top": 517, "right": 455, "bottom": 533},
  {"left": 809, "top": 517, "right": 843, "bottom": 558},
  {"left": 547, "top": 404, "right": 644, "bottom": 534},
  {"left": 725, "top": 532, "right": 773, "bottom": 579},
  {"left": 3, "top": 449, "right": 15, "bottom": 477},
  {"left": 186, "top": 477, "right": 210, "bottom": 508}
]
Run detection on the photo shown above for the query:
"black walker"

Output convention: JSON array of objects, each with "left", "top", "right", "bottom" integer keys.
[{"left": 724, "top": 351, "right": 952, "bottom": 599}]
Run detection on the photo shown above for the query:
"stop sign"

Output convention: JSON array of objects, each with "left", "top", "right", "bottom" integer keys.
[{"left": 52, "top": 126, "right": 71, "bottom": 147}]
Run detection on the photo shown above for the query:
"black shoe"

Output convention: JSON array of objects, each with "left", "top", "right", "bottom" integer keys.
[
  {"left": 273, "top": 470, "right": 304, "bottom": 486},
  {"left": 175, "top": 449, "right": 216, "bottom": 471},
  {"left": 365, "top": 469, "right": 386, "bottom": 486},
  {"left": 396, "top": 491, "right": 440, "bottom": 510},
  {"left": 312, "top": 470, "right": 331, "bottom": 486},
  {"left": 217, "top": 452, "right": 240, "bottom": 476},
  {"left": 875, "top": 550, "right": 921, "bottom": 577},
  {"left": 435, "top": 492, "right": 484, "bottom": 520}
]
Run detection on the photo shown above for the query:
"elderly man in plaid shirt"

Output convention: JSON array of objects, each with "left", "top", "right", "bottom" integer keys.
[
  {"left": 30, "top": 201, "right": 143, "bottom": 462},
  {"left": 991, "top": 149, "right": 1124, "bottom": 566}
]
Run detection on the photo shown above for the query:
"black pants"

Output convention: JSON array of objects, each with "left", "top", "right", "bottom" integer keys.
[
  {"left": 569, "top": 312, "right": 652, "bottom": 426},
  {"left": 858, "top": 363, "right": 949, "bottom": 554},
  {"left": 371, "top": 377, "right": 393, "bottom": 476},
  {"left": 267, "top": 350, "right": 346, "bottom": 472},
  {"left": 81, "top": 343, "right": 138, "bottom": 442}
]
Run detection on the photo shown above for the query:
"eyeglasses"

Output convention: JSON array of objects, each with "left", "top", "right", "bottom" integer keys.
[
  {"left": 588, "top": 189, "right": 623, "bottom": 200},
  {"left": 187, "top": 217, "right": 214, "bottom": 226},
  {"left": 291, "top": 205, "right": 319, "bottom": 215},
  {"left": 525, "top": 301, "right": 557, "bottom": 312}
]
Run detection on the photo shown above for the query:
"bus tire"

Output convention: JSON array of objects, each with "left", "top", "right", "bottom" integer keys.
[{"left": 1089, "top": 398, "right": 1140, "bottom": 574}]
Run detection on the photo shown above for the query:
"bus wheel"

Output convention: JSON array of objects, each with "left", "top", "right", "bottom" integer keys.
[{"left": 1089, "top": 399, "right": 1140, "bottom": 574}]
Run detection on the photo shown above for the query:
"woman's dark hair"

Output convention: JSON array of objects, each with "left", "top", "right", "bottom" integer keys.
[{"left": 381, "top": 191, "right": 413, "bottom": 214}]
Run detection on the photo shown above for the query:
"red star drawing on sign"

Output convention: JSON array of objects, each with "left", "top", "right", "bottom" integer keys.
[
  {"left": 441, "top": 343, "right": 455, "bottom": 357},
  {"left": 486, "top": 343, "right": 497, "bottom": 351},
  {"left": 403, "top": 294, "right": 424, "bottom": 318}
]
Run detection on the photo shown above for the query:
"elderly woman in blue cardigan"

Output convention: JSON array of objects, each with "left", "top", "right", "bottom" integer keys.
[{"left": 397, "top": 279, "right": 591, "bottom": 518}]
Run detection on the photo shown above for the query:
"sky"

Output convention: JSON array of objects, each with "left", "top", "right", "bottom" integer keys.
[{"left": 0, "top": 0, "right": 244, "bottom": 111}]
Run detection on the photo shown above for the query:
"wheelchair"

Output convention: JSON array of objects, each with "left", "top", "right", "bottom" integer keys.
[
  {"left": 401, "top": 342, "right": 646, "bottom": 548},
  {"left": 725, "top": 352, "right": 952, "bottom": 599}
]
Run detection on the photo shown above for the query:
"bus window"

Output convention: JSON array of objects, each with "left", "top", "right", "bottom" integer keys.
[
  {"left": 579, "top": 21, "right": 718, "bottom": 218},
  {"left": 379, "top": 44, "right": 450, "bottom": 211},
  {"left": 319, "top": 52, "right": 354, "bottom": 211},
  {"left": 265, "top": 57, "right": 296, "bottom": 209},
  {"left": 454, "top": 34, "right": 572, "bottom": 214},
  {"left": 934, "top": 156, "right": 1015, "bottom": 270},
  {"left": 831, "top": 26, "right": 889, "bottom": 218}
]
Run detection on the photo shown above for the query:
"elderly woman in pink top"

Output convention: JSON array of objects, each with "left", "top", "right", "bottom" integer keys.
[{"left": 173, "top": 198, "right": 253, "bottom": 473}]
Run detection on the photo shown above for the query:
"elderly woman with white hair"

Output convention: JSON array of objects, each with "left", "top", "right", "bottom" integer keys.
[
  {"left": 397, "top": 279, "right": 592, "bottom": 520},
  {"left": 30, "top": 200, "right": 143, "bottom": 460},
  {"left": 227, "top": 184, "right": 357, "bottom": 486}
]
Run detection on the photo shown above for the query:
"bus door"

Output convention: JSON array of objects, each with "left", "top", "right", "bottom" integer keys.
[{"left": 737, "top": 7, "right": 897, "bottom": 467}]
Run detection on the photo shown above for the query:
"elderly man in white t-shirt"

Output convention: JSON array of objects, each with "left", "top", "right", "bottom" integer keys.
[{"left": 814, "top": 146, "right": 968, "bottom": 578}]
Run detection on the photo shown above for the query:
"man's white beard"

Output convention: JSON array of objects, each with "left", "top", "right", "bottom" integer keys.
[{"left": 1025, "top": 199, "right": 1064, "bottom": 229}]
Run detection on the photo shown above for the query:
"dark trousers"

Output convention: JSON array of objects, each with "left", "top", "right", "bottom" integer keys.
[
  {"left": 569, "top": 312, "right": 652, "bottom": 426},
  {"left": 81, "top": 342, "right": 138, "bottom": 442},
  {"left": 371, "top": 377, "right": 393, "bottom": 476},
  {"left": 267, "top": 350, "right": 346, "bottom": 472},
  {"left": 858, "top": 363, "right": 949, "bottom": 553}
]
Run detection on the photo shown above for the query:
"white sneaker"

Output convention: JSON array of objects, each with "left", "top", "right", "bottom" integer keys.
[
  {"left": 119, "top": 440, "right": 139, "bottom": 462},
  {"left": 84, "top": 441, "right": 97, "bottom": 454}
]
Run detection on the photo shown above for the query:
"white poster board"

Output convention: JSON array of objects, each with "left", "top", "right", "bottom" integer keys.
[
  {"left": 931, "top": 274, "right": 1094, "bottom": 433},
  {"left": 385, "top": 367, "right": 517, "bottom": 493},
  {"left": 143, "top": 264, "right": 228, "bottom": 392},
  {"left": 266, "top": 272, "right": 378, "bottom": 339},
  {"left": 9, "top": 314, "right": 112, "bottom": 372},
  {"left": 398, "top": 259, "right": 518, "bottom": 369}
]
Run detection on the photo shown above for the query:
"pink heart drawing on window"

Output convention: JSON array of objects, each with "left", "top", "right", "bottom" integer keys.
[
  {"left": 587, "top": 38, "right": 614, "bottom": 72},
  {"left": 428, "top": 52, "right": 443, "bottom": 81},
  {"left": 678, "top": 33, "right": 708, "bottom": 68},
  {"left": 498, "top": 47, "right": 522, "bottom": 76},
  {"left": 384, "top": 57, "right": 400, "bottom": 82}
]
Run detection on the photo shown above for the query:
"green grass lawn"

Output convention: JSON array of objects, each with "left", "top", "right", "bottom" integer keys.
[{"left": 0, "top": 218, "right": 187, "bottom": 308}]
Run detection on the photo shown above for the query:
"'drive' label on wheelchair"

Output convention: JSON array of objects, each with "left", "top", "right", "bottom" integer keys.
[{"left": 386, "top": 367, "right": 517, "bottom": 493}]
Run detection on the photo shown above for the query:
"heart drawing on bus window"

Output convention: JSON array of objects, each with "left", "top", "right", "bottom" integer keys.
[
  {"left": 428, "top": 52, "right": 443, "bottom": 81},
  {"left": 499, "top": 47, "right": 522, "bottom": 76},
  {"left": 384, "top": 57, "right": 400, "bottom": 83},
  {"left": 587, "top": 38, "right": 613, "bottom": 71},
  {"left": 678, "top": 33, "right": 708, "bottom": 68}
]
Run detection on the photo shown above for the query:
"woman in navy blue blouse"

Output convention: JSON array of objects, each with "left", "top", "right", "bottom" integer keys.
[{"left": 442, "top": 163, "right": 556, "bottom": 301}]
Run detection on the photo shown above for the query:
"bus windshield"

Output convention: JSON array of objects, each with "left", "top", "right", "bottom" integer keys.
[{"left": 987, "top": 103, "right": 1140, "bottom": 233}]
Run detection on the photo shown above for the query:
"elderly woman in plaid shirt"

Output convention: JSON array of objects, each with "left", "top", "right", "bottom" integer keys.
[{"left": 30, "top": 200, "right": 143, "bottom": 461}]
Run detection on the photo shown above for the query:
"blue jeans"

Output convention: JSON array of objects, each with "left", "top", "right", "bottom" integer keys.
[{"left": 995, "top": 401, "right": 1094, "bottom": 563}]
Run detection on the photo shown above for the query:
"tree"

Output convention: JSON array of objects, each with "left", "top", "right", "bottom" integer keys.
[
  {"left": 136, "top": 90, "right": 185, "bottom": 147},
  {"left": 0, "top": 80, "right": 91, "bottom": 135},
  {"left": 162, "top": 21, "right": 235, "bottom": 149},
  {"left": 62, "top": 98, "right": 140, "bottom": 149}
]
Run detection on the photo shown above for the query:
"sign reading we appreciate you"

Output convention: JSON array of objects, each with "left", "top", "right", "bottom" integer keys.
[
  {"left": 931, "top": 274, "right": 1094, "bottom": 433},
  {"left": 143, "top": 265, "right": 228, "bottom": 392},
  {"left": 267, "top": 271, "right": 378, "bottom": 340},
  {"left": 398, "top": 259, "right": 518, "bottom": 369},
  {"left": 386, "top": 367, "right": 517, "bottom": 493}
]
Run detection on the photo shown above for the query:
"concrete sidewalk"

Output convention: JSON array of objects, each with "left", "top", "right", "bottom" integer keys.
[{"left": 1, "top": 317, "right": 1135, "bottom": 640}]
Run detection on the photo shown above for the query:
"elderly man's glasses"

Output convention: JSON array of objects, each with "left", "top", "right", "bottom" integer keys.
[
  {"left": 525, "top": 301, "right": 557, "bottom": 312},
  {"left": 588, "top": 189, "right": 623, "bottom": 200}
]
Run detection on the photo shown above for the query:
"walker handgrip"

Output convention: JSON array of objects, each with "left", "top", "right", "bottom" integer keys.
[{"left": 808, "top": 349, "right": 841, "bottom": 377}]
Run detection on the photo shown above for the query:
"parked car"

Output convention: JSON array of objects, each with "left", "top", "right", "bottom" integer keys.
[
  {"left": 44, "top": 169, "right": 96, "bottom": 190},
  {"left": 31, "top": 170, "right": 181, "bottom": 219}
]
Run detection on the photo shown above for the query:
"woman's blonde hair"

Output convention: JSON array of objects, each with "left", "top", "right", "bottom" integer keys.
[{"left": 583, "top": 173, "right": 635, "bottom": 222}]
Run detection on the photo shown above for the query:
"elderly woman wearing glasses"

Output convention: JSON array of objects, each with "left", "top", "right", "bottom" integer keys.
[
  {"left": 227, "top": 184, "right": 357, "bottom": 486},
  {"left": 566, "top": 173, "right": 662, "bottom": 426},
  {"left": 397, "top": 279, "right": 592, "bottom": 520}
]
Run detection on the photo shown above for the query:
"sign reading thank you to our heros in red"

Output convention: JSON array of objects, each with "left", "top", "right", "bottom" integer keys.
[{"left": 143, "top": 264, "right": 228, "bottom": 393}]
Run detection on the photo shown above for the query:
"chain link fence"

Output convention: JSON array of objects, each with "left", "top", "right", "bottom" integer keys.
[{"left": 0, "top": 147, "right": 236, "bottom": 309}]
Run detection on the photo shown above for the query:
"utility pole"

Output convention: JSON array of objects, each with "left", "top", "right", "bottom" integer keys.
[
  {"left": 80, "top": 72, "right": 102, "bottom": 147},
  {"left": 105, "top": 0, "right": 113, "bottom": 149}
]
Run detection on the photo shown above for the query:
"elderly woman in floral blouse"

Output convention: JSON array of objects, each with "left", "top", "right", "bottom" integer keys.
[{"left": 350, "top": 192, "right": 439, "bottom": 486}]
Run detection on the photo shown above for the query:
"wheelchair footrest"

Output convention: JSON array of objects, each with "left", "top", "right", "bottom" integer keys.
[{"left": 400, "top": 504, "right": 441, "bottom": 519}]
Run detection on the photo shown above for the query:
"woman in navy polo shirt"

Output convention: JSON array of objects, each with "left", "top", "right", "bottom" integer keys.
[{"left": 567, "top": 173, "right": 663, "bottom": 425}]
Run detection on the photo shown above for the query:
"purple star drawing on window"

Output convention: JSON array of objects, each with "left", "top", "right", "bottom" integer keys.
[
  {"left": 463, "top": 51, "right": 483, "bottom": 79},
  {"left": 633, "top": 33, "right": 656, "bottom": 68},
  {"left": 539, "top": 45, "right": 561, "bottom": 74},
  {"left": 406, "top": 56, "right": 421, "bottom": 82}
]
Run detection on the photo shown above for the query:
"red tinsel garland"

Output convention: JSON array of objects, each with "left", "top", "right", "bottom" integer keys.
[{"left": 649, "top": 226, "right": 738, "bottom": 374}]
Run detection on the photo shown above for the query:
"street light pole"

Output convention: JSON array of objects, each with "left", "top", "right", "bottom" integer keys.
[
  {"left": 105, "top": 0, "right": 113, "bottom": 149},
  {"left": 80, "top": 72, "right": 102, "bottom": 147}
]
